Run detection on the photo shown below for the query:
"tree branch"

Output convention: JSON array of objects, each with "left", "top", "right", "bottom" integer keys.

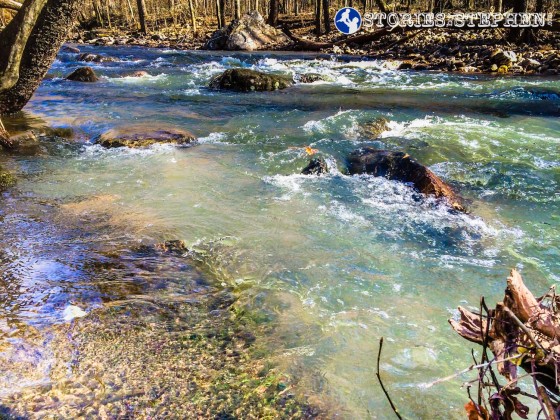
[{"left": 0, "top": 0, "right": 22, "bottom": 11}]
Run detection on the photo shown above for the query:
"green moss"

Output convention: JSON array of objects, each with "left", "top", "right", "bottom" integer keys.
[{"left": 0, "top": 167, "right": 16, "bottom": 191}]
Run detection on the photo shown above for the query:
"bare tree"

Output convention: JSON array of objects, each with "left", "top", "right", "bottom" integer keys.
[
  {"left": 136, "top": 0, "right": 147, "bottom": 33},
  {"left": 0, "top": 0, "right": 80, "bottom": 115},
  {"left": 322, "top": 0, "right": 329, "bottom": 33},
  {"left": 267, "top": 0, "right": 278, "bottom": 26}
]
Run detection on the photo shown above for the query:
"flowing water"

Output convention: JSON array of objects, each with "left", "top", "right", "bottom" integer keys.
[{"left": 1, "top": 45, "right": 559, "bottom": 418}]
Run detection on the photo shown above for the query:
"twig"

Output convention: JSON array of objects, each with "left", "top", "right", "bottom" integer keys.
[
  {"left": 503, "top": 306, "right": 546, "bottom": 352},
  {"left": 376, "top": 338, "right": 403, "bottom": 420},
  {"left": 533, "top": 360, "right": 552, "bottom": 420},
  {"left": 539, "top": 385, "right": 559, "bottom": 420},
  {"left": 421, "top": 354, "right": 523, "bottom": 389}
]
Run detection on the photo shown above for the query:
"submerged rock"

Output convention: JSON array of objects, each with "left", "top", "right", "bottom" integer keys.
[
  {"left": 61, "top": 44, "right": 80, "bottom": 53},
  {"left": 66, "top": 67, "right": 99, "bottom": 82},
  {"left": 295, "top": 73, "right": 327, "bottom": 83},
  {"left": 209, "top": 69, "right": 293, "bottom": 92},
  {"left": 156, "top": 240, "right": 189, "bottom": 254},
  {"left": 96, "top": 124, "right": 196, "bottom": 148},
  {"left": 77, "top": 52, "right": 118, "bottom": 63},
  {"left": 204, "top": 11, "right": 290, "bottom": 51},
  {"left": 347, "top": 148, "right": 465, "bottom": 211},
  {"left": 301, "top": 157, "right": 328, "bottom": 175},
  {"left": 359, "top": 117, "right": 390, "bottom": 139}
]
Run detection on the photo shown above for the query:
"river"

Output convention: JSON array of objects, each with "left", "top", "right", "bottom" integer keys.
[{"left": 0, "top": 45, "right": 559, "bottom": 418}]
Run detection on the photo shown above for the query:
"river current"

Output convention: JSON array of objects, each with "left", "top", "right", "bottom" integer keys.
[{"left": 0, "top": 45, "right": 559, "bottom": 418}]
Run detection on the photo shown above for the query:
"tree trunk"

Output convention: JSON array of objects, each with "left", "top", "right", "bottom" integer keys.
[
  {"left": 494, "top": 0, "right": 502, "bottom": 12},
  {"left": 234, "top": 0, "right": 240, "bottom": 19},
  {"left": 0, "top": 0, "right": 80, "bottom": 115},
  {"left": 216, "top": 0, "right": 222, "bottom": 27},
  {"left": 219, "top": 0, "right": 225, "bottom": 28},
  {"left": 507, "top": 0, "right": 528, "bottom": 43},
  {"left": 374, "top": 0, "right": 387, "bottom": 13},
  {"left": 314, "top": 0, "right": 321, "bottom": 35},
  {"left": 267, "top": 0, "right": 278, "bottom": 26},
  {"left": 125, "top": 0, "right": 135, "bottom": 22},
  {"left": 188, "top": 0, "right": 197, "bottom": 33},
  {"left": 322, "top": 0, "right": 329, "bottom": 34},
  {"left": 136, "top": 0, "right": 147, "bottom": 33},
  {"left": 535, "top": 0, "right": 544, "bottom": 13}
]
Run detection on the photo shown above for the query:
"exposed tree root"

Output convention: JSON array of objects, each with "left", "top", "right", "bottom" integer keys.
[{"left": 450, "top": 269, "right": 560, "bottom": 419}]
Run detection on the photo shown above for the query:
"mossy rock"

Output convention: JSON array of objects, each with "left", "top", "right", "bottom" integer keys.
[
  {"left": 0, "top": 168, "right": 16, "bottom": 191},
  {"left": 209, "top": 69, "right": 293, "bottom": 92},
  {"left": 96, "top": 124, "right": 196, "bottom": 148},
  {"left": 295, "top": 73, "right": 327, "bottom": 83},
  {"left": 359, "top": 116, "right": 390, "bottom": 139}
]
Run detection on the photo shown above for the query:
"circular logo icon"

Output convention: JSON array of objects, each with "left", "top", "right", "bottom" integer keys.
[{"left": 334, "top": 7, "right": 362, "bottom": 35}]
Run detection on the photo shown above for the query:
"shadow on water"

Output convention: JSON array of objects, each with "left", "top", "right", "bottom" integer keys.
[{"left": 0, "top": 404, "right": 27, "bottom": 420}]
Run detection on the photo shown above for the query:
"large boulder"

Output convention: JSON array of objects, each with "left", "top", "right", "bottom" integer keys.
[
  {"left": 490, "top": 50, "right": 517, "bottom": 67},
  {"left": 204, "top": 11, "right": 290, "bottom": 51},
  {"left": 66, "top": 67, "right": 99, "bottom": 82},
  {"left": 209, "top": 68, "right": 293, "bottom": 92},
  {"left": 347, "top": 148, "right": 465, "bottom": 211},
  {"left": 96, "top": 124, "right": 196, "bottom": 148}
]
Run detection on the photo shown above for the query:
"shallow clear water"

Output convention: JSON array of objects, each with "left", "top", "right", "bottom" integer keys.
[{"left": 1, "top": 45, "right": 559, "bottom": 417}]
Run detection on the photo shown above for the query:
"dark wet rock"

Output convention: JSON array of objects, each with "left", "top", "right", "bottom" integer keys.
[
  {"left": 347, "top": 147, "right": 465, "bottom": 212},
  {"left": 61, "top": 44, "right": 80, "bottom": 53},
  {"left": 208, "top": 291, "right": 237, "bottom": 311},
  {"left": 359, "top": 117, "right": 390, "bottom": 139},
  {"left": 77, "top": 52, "right": 118, "bottom": 63},
  {"left": 295, "top": 73, "right": 327, "bottom": 83},
  {"left": 301, "top": 157, "right": 328, "bottom": 175},
  {"left": 398, "top": 61, "right": 413, "bottom": 70},
  {"left": 96, "top": 124, "right": 196, "bottom": 148},
  {"left": 204, "top": 11, "right": 290, "bottom": 51},
  {"left": 209, "top": 69, "right": 293, "bottom": 92},
  {"left": 66, "top": 67, "right": 99, "bottom": 82},
  {"left": 0, "top": 167, "right": 16, "bottom": 191}
]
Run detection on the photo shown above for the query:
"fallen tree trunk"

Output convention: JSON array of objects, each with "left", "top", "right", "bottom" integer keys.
[{"left": 450, "top": 269, "right": 560, "bottom": 419}]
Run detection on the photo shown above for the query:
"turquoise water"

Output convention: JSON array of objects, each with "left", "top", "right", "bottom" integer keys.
[{"left": 1, "top": 46, "right": 559, "bottom": 417}]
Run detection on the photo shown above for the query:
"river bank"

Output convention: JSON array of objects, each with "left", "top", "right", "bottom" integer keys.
[{"left": 72, "top": 18, "right": 560, "bottom": 75}]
